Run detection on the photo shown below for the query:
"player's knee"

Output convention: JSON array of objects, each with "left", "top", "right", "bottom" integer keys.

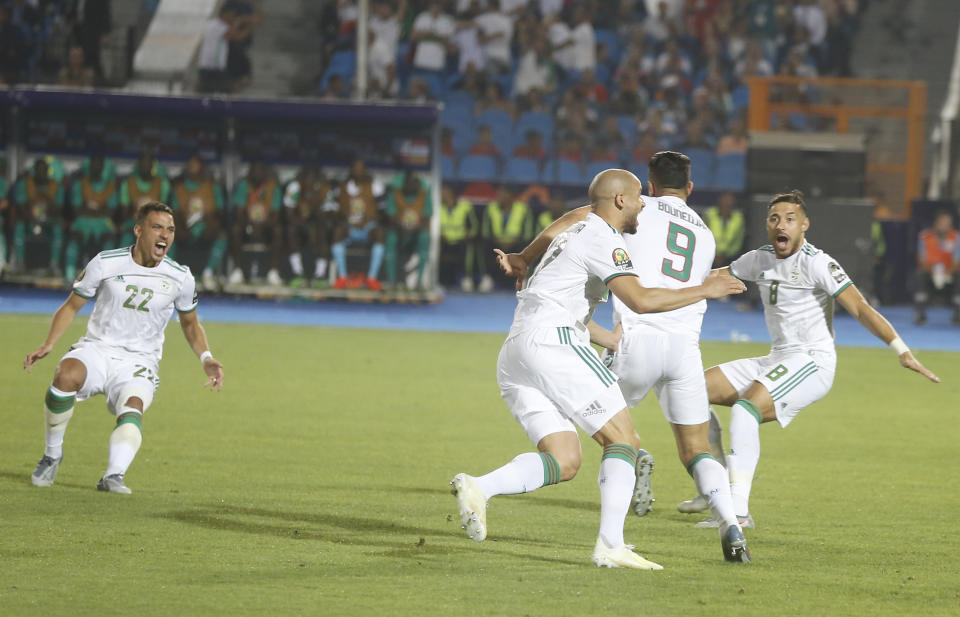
[
  {"left": 53, "top": 359, "right": 86, "bottom": 392},
  {"left": 122, "top": 396, "right": 145, "bottom": 413},
  {"left": 555, "top": 451, "right": 581, "bottom": 481}
]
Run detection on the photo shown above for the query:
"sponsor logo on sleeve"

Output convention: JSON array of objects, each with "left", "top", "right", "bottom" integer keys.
[
  {"left": 827, "top": 261, "right": 848, "bottom": 284},
  {"left": 612, "top": 248, "right": 633, "bottom": 270}
]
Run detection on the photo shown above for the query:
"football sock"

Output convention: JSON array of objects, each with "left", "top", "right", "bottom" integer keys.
[
  {"left": 598, "top": 443, "right": 637, "bottom": 548},
  {"left": 44, "top": 385, "right": 76, "bottom": 459},
  {"left": 314, "top": 258, "right": 328, "bottom": 278},
  {"left": 728, "top": 399, "right": 762, "bottom": 516},
  {"left": 474, "top": 452, "right": 556, "bottom": 499},
  {"left": 13, "top": 221, "right": 25, "bottom": 264},
  {"left": 106, "top": 410, "right": 142, "bottom": 476},
  {"left": 687, "top": 453, "right": 738, "bottom": 528},
  {"left": 331, "top": 242, "right": 347, "bottom": 277},
  {"left": 207, "top": 236, "right": 227, "bottom": 271},
  {"left": 368, "top": 242, "right": 385, "bottom": 279},
  {"left": 707, "top": 406, "right": 727, "bottom": 467},
  {"left": 65, "top": 240, "right": 79, "bottom": 279},
  {"left": 289, "top": 252, "right": 304, "bottom": 276}
]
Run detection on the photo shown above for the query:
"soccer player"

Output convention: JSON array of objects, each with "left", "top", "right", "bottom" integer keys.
[
  {"left": 496, "top": 152, "right": 753, "bottom": 562},
  {"left": 676, "top": 190, "right": 939, "bottom": 526},
  {"left": 23, "top": 202, "right": 224, "bottom": 494},
  {"left": 450, "top": 169, "right": 746, "bottom": 569}
]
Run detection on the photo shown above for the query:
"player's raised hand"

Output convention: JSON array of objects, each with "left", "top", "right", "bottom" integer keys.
[
  {"left": 702, "top": 274, "right": 746, "bottom": 299},
  {"left": 494, "top": 249, "right": 528, "bottom": 279},
  {"left": 898, "top": 351, "right": 940, "bottom": 383},
  {"left": 202, "top": 357, "right": 225, "bottom": 392},
  {"left": 24, "top": 344, "right": 54, "bottom": 372}
]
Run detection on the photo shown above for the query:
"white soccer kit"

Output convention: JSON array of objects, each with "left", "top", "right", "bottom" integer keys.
[
  {"left": 498, "top": 213, "right": 636, "bottom": 444},
  {"left": 606, "top": 196, "right": 717, "bottom": 425},
  {"left": 722, "top": 240, "right": 852, "bottom": 426},
  {"left": 65, "top": 247, "right": 198, "bottom": 414}
]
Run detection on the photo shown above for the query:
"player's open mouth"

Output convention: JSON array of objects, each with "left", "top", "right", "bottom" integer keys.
[
  {"left": 775, "top": 234, "right": 789, "bottom": 250},
  {"left": 155, "top": 241, "right": 167, "bottom": 255}
]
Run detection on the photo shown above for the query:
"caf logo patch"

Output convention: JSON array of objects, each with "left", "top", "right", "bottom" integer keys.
[
  {"left": 827, "top": 261, "right": 847, "bottom": 284},
  {"left": 76, "top": 268, "right": 85, "bottom": 282},
  {"left": 612, "top": 247, "right": 633, "bottom": 270}
]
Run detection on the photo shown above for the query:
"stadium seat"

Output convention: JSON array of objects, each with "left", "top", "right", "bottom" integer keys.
[
  {"left": 585, "top": 161, "right": 617, "bottom": 183},
  {"left": 731, "top": 85, "right": 750, "bottom": 114},
  {"left": 446, "top": 124, "right": 476, "bottom": 157},
  {"left": 554, "top": 159, "right": 583, "bottom": 185},
  {"left": 441, "top": 154, "right": 457, "bottom": 178},
  {"left": 514, "top": 111, "right": 554, "bottom": 150},
  {"left": 593, "top": 63, "right": 612, "bottom": 88},
  {"left": 594, "top": 28, "right": 621, "bottom": 65},
  {"left": 684, "top": 148, "right": 717, "bottom": 187},
  {"left": 457, "top": 154, "right": 498, "bottom": 181},
  {"left": 712, "top": 153, "right": 746, "bottom": 190},
  {"left": 504, "top": 157, "right": 541, "bottom": 183},
  {"left": 616, "top": 115, "right": 637, "bottom": 146},
  {"left": 475, "top": 108, "right": 515, "bottom": 151}
]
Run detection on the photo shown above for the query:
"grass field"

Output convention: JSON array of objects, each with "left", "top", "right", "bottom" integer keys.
[{"left": 1, "top": 313, "right": 958, "bottom": 616}]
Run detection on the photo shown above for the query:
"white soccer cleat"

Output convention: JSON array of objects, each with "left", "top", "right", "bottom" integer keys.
[
  {"left": 694, "top": 514, "right": 755, "bottom": 529},
  {"left": 202, "top": 270, "right": 218, "bottom": 291},
  {"left": 227, "top": 267, "right": 245, "bottom": 285},
  {"left": 631, "top": 449, "right": 655, "bottom": 516},
  {"left": 478, "top": 274, "right": 494, "bottom": 293},
  {"left": 266, "top": 268, "right": 283, "bottom": 286},
  {"left": 591, "top": 537, "right": 663, "bottom": 570},
  {"left": 677, "top": 494, "right": 710, "bottom": 513},
  {"left": 450, "top": 473, "right": 487, "bottom": 542},
  {"left": 97, "top": 473, "right": 132, "bottom": 494},
  {"left": 31, "top": 454, "right": 62, "bottom": 487}
]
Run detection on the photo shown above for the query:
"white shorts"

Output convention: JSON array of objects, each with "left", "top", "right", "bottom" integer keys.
[
  {"left": 63, "top": 343, "right": 159, "bottom": 416},
  {"left": 603, "top": 327, "right": 708, "bottom": 426},
  {"left": 498, "top": 325, "right": 628, "bottom": 445},
  {"left": 718, "top": 349, "right": 835, "bottom": 427}
]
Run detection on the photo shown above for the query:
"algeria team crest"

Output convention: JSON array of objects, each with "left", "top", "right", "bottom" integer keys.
[{"left": 612, "top": 248, "right": 633, "bottom": 270}]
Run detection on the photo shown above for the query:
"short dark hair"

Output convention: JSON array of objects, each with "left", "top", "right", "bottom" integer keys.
[
  {"left": 767, "top": 189, "right": 807, "bottom": 215},
  {"left": 648, "top": 151, "right": 691, "bottom": 189},
  {"left": 135, "top": 202, "right": 175, "bottom": 224}
]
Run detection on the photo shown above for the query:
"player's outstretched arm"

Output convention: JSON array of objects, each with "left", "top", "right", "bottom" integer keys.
[
  {"left": 607, "top": 272, "right": 745, "bottom": 314},
  {"left": 179, "top": 310, "right": 224, "bottom": 391},
  {"left": 587, "top": 320, "right": 622, "bottom": 351},
  {"left": 836, "top": 285, "right": 940, "bottom": 383},
  {"left": 496, "top": 205, "right": 593, "bottom": 280},
  {"left": 24, "top": 292, "right": 87, "bottom": 372}
]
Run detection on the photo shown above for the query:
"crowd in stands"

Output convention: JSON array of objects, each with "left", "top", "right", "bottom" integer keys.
[
  {"left": 197, "top": 0, "right": 262, "bottom": 94},
  {"left": 315, "top": 0, "right": 863, "bottom": 189}
]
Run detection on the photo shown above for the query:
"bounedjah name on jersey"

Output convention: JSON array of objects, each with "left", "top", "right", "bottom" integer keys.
[{"left": 658, "top": 200, "right": 709, "bottom": 230}]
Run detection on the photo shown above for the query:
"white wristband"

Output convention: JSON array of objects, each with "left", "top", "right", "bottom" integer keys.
[
  {"left": 199, "top": 350, "right": 213, "bottom": 364},
  {"left": 888, "top": 337, "right": 909, "bottom": 356}
]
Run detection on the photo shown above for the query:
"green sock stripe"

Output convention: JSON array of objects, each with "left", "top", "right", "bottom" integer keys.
[
  {"left": 769, "top": 362, "right": 816, "bottom": 397},
  {"left": 735, "top": 399, "right": 762, "bottom": 423},
  {"left": 685, "top": 452, "right": 715, "bottom": 477},
  {"left": 771, "top": 366, "right": 819, "bottom": 400},
  {"left": 45, "top": 389, "right": 76, "bottom": 413},
  {"left": 539, "top": 452, "right": 561, "bottom": 486},
  {"left": 602, "top": 443, "right": 638, "bottom": 466},
  {"left": 117, "top": 414, "right": 143, "bottom": 433}
]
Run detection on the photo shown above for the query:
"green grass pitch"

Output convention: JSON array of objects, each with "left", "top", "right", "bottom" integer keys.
[{"left": 0, "top": 314, "right": 958, "bottom": 616}]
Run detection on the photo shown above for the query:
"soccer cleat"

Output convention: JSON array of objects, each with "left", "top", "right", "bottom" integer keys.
[
  {"left": 333, "top": 276, "right": 349, "bottom": 289},
  {"left": 720, "top": 524, "right": 751, "bottom": 563},
  {"left": 202, "top": 271, "right": 218, "bottom": 291},
  {"left": 97, "top": 473, "right": 132, "bottom": 494},
  {"left": 478, "top": 274, "right": 494, "bottom": 293},
  {"left": 591, "top": 537, "right": 663, "bottom": 570},
  {"left": 31, "top": 454, "right": 62, "bottom": 487},
  {"left": 631, "top": 448, "right": 655, "bottom": 516},
  {"left": 677, "top": 494, "right": 710, "bottom": 514},
  {"left": 365, "top": 277, "right": 383, "bottom": 292},
  {"left": 450, "top": 473, "right": 487, "bottom": 542},
  {"left": 266, "top": 269, "right": 283, "bottom": 286},
  {"left": 460, "top": 276, "right": 474, "bottom": 293},
  {"left": 694, "top": 514, "right": 755, "bottom": 529},
  {"left": 227, "top": 267, "right": 245, "bottom": 285}
]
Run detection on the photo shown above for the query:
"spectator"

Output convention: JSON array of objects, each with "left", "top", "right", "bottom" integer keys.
[
  {"left": 538, "top": 0, "right": 563, "bottom": 19},
  {"left": 478, "top": 184, "right": 532, "bottom": 292},
  {"left": 228, "top": 160, "right": 283, "bottom": 286},
  {"left": 476, "top": 0, "right": 514, "bottom": 75},
  {"left": 573, "top": 67, "right": 608, "bottom": 105},
  {"left": 475, "top": 81, "right": 515, "bottom": 116},
  {"left": 332, "top": 158, "right": 386, "bottom": 291},
  {"left": 64, "top": 154, "right": 117, "bottom": 281},
  {"left": 589, "top": 138, "right": 620, "bottom": 164},
  {"left": 0, "top": 7, "right": 28, "bottom": 85},
  {"left": 11, "top": 159, "right": 66, "bottom": 274},
  {"left": 367, "top": 0, "right": 403, "bottom": 98},
  {"left": 643, "top": 0, "right": 675, "bottom": 43},
  {"left": 677, "top": 119, "right": 714, "bottom": 151},
  {"left": 58, "top": 46, "right": 95, "bottom": 88},
  {"left": 439, "top": 185, "right": 479, "bottom": 291},
  {"left": 119, "top": 150, "right": 171, "bottom": 247},
  {"left": 468, "top": 125, "right": 502, "bottom": 161},
  {"left": 406, "top": 75, "right": 433, "bottom": 101},
  {"left": 223, "top": 0, "right": 262, "bottom": 90},
  {"left": 598, "top": 116, "right": 627, "bottom": 155},
  {"left": 703, "top": 191, "right": 745, "bottom": 269},
  {"left": 410, "top": 1, "right": 455, "bottom": 73},
  {"left": 170, "top": 154, "right": 228, "bottom": 290},
  {"left": 513, "top": 130, "right": 546, "bottom": 164},
  {"left": 556, "top": 134, "right": 584, "bottom": 164},
  {"left": 632, "top": 130, "right": 658, "bottom": 165},
  {"left": 568, "top": 6, "right": 596, "bottom": 72},
  {"left": 536, "top": 194, "right": 566, "bottom": 233},
  {"left": 284, "top": 164, "right": 334, "bottom": 288},
  {"left": 197, "top": 5, "right": 254, "bottom": 93},
  {"left": 69, "top": 0, "right": 111, "bottom": 81},
  {"left": 717, "top": 116, "right": 749, "bottom": 155},
  {"left": 321, "top": 74, "right": 348, "bottom": 99},
  {"left": 794, "top": 0, "right": 827, "bottom": 49},
  {"left": 452, "top": 2, "right": 485, "bottom": 74},
  {"left": 384, "top": 170, "right": 431, "bottom": 289},
  {"left": 547, "top": 14, "right": 575, "bottom": 72},
  {"left": 914, "top": 210, "right": 960, "bottom": 326},
  {"left": 513, "top": 35, "right": 556, "bottom": 97}
]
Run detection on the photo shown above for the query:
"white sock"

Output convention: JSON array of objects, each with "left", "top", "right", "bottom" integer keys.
[
  {"left": 474, "top": 452, "right": 555, "bottom": 499},
  {"left": 708, "top": 406, "right": 727, "bottom": 467},
  {"left": 727, "top": 399, "right": 762, "bottom": 516},
  {"left": 598, "top": 444, "right": 637, "bottom": 548},
  {"left": 289, "top": 253, "right": 303, "bottom": 276},
  {"left": 44, "top": 385, "right": 76, "bottom": 459},
  {"left": 106, "top": 411, "right": 143, "bottom": 476},
  {"left": 690, "top": 454, "right": 738, "bottom": 528},
  {"left": 314, "top": 258, "right": 328, "bottom": 278}
]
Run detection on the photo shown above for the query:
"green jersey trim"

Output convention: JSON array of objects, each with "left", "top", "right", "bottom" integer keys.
[
  {"left": 831, "top": 281, "right": 852, "bottom": 297},
  {"left": 177, "top": 304, "right": 199, "bottom": 313},
  {"left": 72, "top": 289, "right": 94, "bottom": 300}
]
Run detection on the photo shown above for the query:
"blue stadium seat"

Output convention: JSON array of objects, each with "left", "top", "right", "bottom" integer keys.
[
  {"left": 616, "top": 115, "right": 637, "bottom": 146},
  {"left": 445, "top": 124, "right": 476, "bottom": 157},
  {"left": 457, "top": 154, "right": 498, "bottom": 181},
  {"left": 593, "top": 63, "right": 612, "bottom": 88},
  {"left": 554, "top": 159, "right": 582, "bottom": 185},
  {"left": 684, "top": 148, "right": 717, "bottom": 186},
  {"left": 504, "top": 157, "right": 541, "bottom": 183},
  {"left": 585, "top": 161, "right": 617, "bottom": 183},
  {"left": 712, "top": 153, "right": 746, "bottom": 190},
  {"left": 475, "top": 108, "right": 515, "bottom": 151},
  {"left": 594, "top": 28, "right": 621, "bottom": 65},
  {"left": 441, "top": 154, "right": 456, "bottom": 178},
  {"left": 731, "top": 85, "right": 750, "bottom": 114},
  {"left": 514, "top": 111, "right": 554, "bottom": 150}
]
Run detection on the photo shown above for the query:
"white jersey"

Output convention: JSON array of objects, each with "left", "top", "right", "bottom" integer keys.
[
  {"left": 730, "top": 240, "right": 852, "bottom": 355},
  {"left": 72, "top": 247, "right": 198, "bottom": 362},
  {"left": 509, "top": 213, "right": 638, "bottom": 335},
  {"left": 612, "top": 195, "right": 716, "bottom": 337}
]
